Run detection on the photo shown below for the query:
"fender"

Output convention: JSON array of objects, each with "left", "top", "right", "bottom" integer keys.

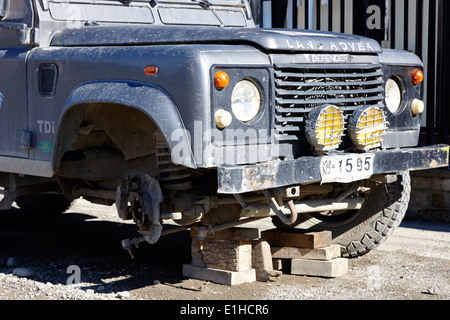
[{"left": 52, "top": 80, "right": 196, "bottom": 172}]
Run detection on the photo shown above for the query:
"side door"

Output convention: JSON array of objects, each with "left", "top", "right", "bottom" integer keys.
[{"left": 0, "top": 0, "right": 32, "bottom": 158}]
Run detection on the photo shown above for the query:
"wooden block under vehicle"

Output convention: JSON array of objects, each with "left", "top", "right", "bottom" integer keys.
[
  {"left": 190, "top": 227, "right": 259, "bottom": 241},
  {"left": 261, "top": 229, "right": 332, "bottom": 249},
  {"left": 182, "top": 264, "right": 256, "bottom": 286},
  {"left": 252, "top": 239, "right": 282, "bottom": 281},
  {"left": 189, "top": 227, "right": 259, "bottom": 272},
  {"left": 290, "top": 258, "right": 348, "bottom": 278},
  {"left": 271, "top": 244, "right": 341, "bottom": 260},
  {"left": 190, "top": 238, "right": 252, "bottom": 272}
]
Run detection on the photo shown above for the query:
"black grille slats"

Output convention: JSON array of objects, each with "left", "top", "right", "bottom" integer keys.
[{"left": 273, "top": 64, "right": 384, "bottom": 141}]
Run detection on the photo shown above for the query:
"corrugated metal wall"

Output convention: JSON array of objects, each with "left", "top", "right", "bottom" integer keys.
[{"left": 254, "top": 0, "right": 449, "bottom": 145}]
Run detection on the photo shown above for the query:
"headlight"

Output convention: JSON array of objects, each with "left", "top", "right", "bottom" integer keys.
[
  {"left": 231, "top": 80, "right": 261, "bottom": 122},
  {"left": 385, "top": 77, "right": 402, "bottom": 113}
]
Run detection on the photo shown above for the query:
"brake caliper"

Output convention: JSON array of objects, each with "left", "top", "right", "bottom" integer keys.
[{"left": 116, "top": 173, "right": 163, "bottom": 244}]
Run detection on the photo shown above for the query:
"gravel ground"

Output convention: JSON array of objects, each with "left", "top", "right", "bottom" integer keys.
[{"left": 1, "top": 199, "right": 449, "bottom": 303}]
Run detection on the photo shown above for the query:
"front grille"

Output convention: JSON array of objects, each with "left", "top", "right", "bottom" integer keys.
[{"left": 273, "top": 63, "right": 384, "bottom": 141}]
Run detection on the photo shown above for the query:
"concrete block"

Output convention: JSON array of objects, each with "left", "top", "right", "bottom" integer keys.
[
  {"left": 271, "top": 244, "right": 341, "bottom": 260},
  {"left": 261, "top": 229, "right": 332, "bottom": 249},
  {"left": 290, "top": 258, "right": 348, "bottom": 278},
  {"left": 182, "top": 264, "right": 256, "bottom": 286}
]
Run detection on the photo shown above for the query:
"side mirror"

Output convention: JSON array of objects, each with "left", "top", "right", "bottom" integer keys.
[{"left": 0, "top": 0, "right": 7, "bottom": 19}]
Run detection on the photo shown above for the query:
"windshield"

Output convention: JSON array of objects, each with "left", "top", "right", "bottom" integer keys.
[
  {"left": 46, "top": 0, "right": 244, "bottom": 6},
  {"left": 46, "top": 0, "right": 250, "bottom": 27},
  {"left": 127, "top": 0, "right": 243, "bottom": 4}
]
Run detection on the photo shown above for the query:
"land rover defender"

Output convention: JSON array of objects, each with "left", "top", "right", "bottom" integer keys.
[{"left": 0, "top": 0, "right": 448, "bottom": 258}]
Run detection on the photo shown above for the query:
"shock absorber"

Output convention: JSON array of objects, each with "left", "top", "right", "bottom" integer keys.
[{"left": 154, "top": 132, "right": 192, "bottom": 191}]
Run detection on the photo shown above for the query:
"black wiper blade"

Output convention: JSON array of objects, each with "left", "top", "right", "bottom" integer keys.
[
  {"left": 192, "top": 0, "right": 212, "bottom": 9},
  {"left": 191, "top": 0, "right": 225, "bottom": 26}
]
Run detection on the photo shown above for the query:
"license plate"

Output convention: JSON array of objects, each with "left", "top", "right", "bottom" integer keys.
[{"left": 320, "top": 154, "right": 374, "bottom": 183}]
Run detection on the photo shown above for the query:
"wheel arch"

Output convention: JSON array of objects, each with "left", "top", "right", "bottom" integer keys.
[{"left": 52, "top": 80, "right": 196, "bottom": 172}]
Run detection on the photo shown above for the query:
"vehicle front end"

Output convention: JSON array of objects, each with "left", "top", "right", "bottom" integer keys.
[{"left": 12, "top": 0, "right": 448, "bottom": 257}]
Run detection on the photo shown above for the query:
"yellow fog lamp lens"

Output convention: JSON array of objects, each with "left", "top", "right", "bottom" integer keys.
[
  {"left": 305, "top": 105, "right": 345, "bottom": 151},
  {"left": 349, "top": 106, "right": 387, "bottom": 151}
]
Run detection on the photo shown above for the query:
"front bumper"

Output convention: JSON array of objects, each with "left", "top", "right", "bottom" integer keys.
[{"left": 217, "top": 144, "right": 449, "bottom": 194}]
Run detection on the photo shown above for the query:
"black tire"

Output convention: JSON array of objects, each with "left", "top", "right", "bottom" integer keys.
[
  {"left": 16, "top": 194, "right": 73, "bottom": 216},
  {"left": 273, "top": 172, "right": 411, "bottom": 258}
]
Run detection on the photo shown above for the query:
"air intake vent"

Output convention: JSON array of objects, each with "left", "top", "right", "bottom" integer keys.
[{"left": 38, "top": 64, "right": 58, "bottom": 96}]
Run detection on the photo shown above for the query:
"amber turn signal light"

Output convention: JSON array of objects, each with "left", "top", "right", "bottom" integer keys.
[
  {"left": 214, "top": 71, "right": 230, "bottom": 89},
  {"left": 412, "top": 69, "right": 424, "bottom": 85},
  {"left": 144, "top": 66, "right": 158, "bottom": 75}
]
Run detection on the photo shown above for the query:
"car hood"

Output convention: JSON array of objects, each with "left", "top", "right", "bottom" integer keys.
[{"left": 51, "top": 26, "right": 382, "bottom": 54}]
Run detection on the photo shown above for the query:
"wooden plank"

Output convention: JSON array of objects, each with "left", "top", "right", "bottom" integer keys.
[
  {"left": 190, "top": 227, "right": 259, "bottom": 241},
  {"left": 182, "top": 264, "right": 256, "bottom": 286},
  {"left": 261, "top": 229, "right": 332, "bottom": 249},
  {"left": 271, "top": 244, "right": 341, "bottom": 260},
  {"left": 252, "top": 239, "right": 282, "bottom": 281},
  {"left": 290, "top": 258, "right": 348, "bottom": 278},
  {"left": 190, "top": 238, "right": 252, "bottom": 272}
]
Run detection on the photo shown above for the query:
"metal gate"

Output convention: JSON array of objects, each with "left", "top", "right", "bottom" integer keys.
[{"left": 254, "top": 0, "right": 449, "bottom": 146}]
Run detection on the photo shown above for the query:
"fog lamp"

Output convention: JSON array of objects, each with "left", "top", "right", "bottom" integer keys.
[
  {"left": 349, "top": 106, "right": 387, "bottom": 151},
  {"left": 305, "top": 105, "right": 345, "bottom": 151}
]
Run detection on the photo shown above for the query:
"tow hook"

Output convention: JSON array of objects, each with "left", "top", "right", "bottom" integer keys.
[{"left": 263, "top": 189, "right": 298, "bottom": 225}]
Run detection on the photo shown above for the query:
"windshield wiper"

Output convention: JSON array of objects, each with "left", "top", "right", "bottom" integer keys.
[
  {"left": 191, "top": 0, "right": 225, "bottom": 26},
  {"left": 193, "top": 0, "right": 211, "bottom": 9}
]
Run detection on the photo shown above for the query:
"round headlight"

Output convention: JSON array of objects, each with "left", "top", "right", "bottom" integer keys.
[
  {"left": 385, "top": 77, "right": 402, "bottom": 113},
  {"left": 231, "top": 80, "right": 261, "bottom": 122}
]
